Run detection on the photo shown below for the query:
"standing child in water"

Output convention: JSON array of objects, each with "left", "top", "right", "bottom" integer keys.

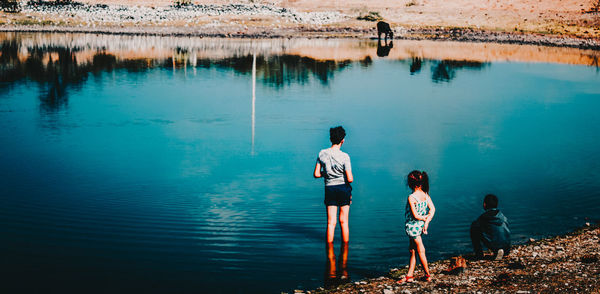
[
  {"left": 399, "top": 170, "right": 436, "bottom": 283},
  {"left": 314, "top": 126, "right": 354, "bottom": 244}
]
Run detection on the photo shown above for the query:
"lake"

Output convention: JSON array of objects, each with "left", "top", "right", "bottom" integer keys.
[{"left": 0, "top": 32, "right": 599, "bottom": 293}]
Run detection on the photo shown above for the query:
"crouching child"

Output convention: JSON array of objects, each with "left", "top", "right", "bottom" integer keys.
[{"left": 470, "top": 194, "right": 511, "bottom": 260}]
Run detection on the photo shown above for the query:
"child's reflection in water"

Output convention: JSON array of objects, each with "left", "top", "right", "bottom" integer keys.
[{"left": 324, "top": 242, "right": 349, "bottom": 289}]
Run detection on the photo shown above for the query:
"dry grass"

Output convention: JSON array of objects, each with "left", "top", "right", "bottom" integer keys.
[
  {"left": 173, "top": 0, "right": 192, "bottom": 6},
  {"left": 406, "top": 0, "right": 418, "bottom": 7},
  {"left": 356, "top": 11, "right": 382, "bottom": 22}
]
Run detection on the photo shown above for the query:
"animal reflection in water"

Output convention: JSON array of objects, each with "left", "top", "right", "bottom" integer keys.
[
  {"left": 324, "top": 242, "right": 349, "bottom": 289},
  {"left": 377, "top": 40, "right": 394, "bottom": 57}
]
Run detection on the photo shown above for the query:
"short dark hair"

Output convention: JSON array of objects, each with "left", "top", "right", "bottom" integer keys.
[
  {"left": 330, "top": 126, "right": 346, "bottom": 145},
  {"left": 484, "top": 194, "right": 498, "bottom": 209},
  {"left": 407, "top": 170, "right": 429, "bottom": 194}
]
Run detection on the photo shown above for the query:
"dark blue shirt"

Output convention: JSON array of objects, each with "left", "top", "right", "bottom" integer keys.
[{"left": 476, "top": 208, "right": 511, "bottom": 249}]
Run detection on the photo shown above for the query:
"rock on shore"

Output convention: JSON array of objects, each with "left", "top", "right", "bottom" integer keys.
[{"left": 303, "top": 224, "right": 600, "bottom": 293}]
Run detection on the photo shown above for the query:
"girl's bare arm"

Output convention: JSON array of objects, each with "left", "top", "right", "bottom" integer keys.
[
  {"left": 314, "top": 162, "right": 322, "bottom": 178},
  {"left": 425, "top": 196, "right": 436, "bottom": 222}
]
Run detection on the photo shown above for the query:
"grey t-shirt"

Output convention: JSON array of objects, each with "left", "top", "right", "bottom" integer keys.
[{"left": 316, "top": 148, "right": 351, "bottom": 186}]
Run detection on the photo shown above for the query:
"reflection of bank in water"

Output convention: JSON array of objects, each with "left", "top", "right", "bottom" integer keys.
[
  {"left": 0, "top": 37, "right": 355, "bottom": 114},
  {"left": 4, "top": 32, "right": 598, "bottom": 67},
  {"left": 324, "top": 242, "right": 349, "bottom": 289},
  {"left": 1, "top": 32, "right": 597, "bottom": 115}
]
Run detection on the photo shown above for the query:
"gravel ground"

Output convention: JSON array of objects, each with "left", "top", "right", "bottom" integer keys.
[
  {"left": 18, "top": 1, "right": 346, "bottom": 25},
  {"left": 298, "top": 223, "right": 600, "bottom": 294}
]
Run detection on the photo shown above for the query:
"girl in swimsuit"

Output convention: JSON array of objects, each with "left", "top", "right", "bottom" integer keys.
[{"left": 399, "top": 170, "right": 436, "bottom": 283}]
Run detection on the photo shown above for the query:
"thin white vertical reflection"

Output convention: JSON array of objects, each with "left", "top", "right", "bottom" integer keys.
[
  {"left": 172, "top": 50, "right": 176, "bottom": 74},
  {"left": 251, "top": 52, "right": 256, "bottom": 155}
]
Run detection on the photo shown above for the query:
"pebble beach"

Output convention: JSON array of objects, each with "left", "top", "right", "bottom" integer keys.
[{"left": 303, "top": 223, "right": 600, "bottom": 294}]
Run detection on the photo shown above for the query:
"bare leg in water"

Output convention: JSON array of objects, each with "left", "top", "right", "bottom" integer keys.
[
  {"left": 326, "top": 206, "right": 338, "bottom": 243},
  {"left": 327, "top": 205, "right": 350, "bottom": 243},
  {"left": 339, "top": 205, "right": 350, "bottom": 243}
]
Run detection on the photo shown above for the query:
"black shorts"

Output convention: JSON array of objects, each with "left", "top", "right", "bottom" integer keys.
[{"left": 324, "top": 184, "right": 352, "bottom": 206}]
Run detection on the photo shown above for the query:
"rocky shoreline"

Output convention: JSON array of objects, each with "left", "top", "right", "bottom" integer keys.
[
  {"left": 298, "top": 223, "right": 600, "bottom": 294},
  {"left": 1, "top": 1, "right": 599, "bottom": 50}
]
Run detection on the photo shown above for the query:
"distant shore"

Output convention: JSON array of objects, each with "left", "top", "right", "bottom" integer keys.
[
  {"left": 302, "top": 223, "right": 600, "bottom": 294},
  {"left": 1, "top": 0, "right": 600, "bottom": 49}
]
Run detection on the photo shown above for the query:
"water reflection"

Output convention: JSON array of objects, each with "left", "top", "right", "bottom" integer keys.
[
  {"left": 376, "top": 40, "right": 393, "bottom": 58},
  {"left": 3, "top": 33, "right": 597, "bottom": 106},
  {"left": 393, "top": 57, "right": 489, "bottom": 82},
  {"left": 410, "top": 57, "right": 422, "bottom": 74},
  {"left": 324, "top": 242, "right": 350, "bottom": 289},
  {"left": 430, "top": 60, "right": 489, "bottom": 83},
  {"left": 0, "top": 37, "right": 493, "bottom": 108},
  {"left": 251, "top": 52, "right": 256, "bottom": 155},
  {"left": 197, "top": 54, "right": 352, "bottom": 88},
  {"left": 0, "top": 40, "right": 154, "bottom": 113},
  {"left": 359, "top": 56, "right": 373, "bottom": 68},
  {"left": 0, "top": 39, "right": 357, "bottom": 108},
  {"left": 1, "top": 32, "right": 597, "bottom": 113}
]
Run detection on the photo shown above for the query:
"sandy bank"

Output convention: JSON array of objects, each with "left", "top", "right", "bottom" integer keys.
[
  {"left": 1, "top": 0, "right": 599, "bottom": 49},
  {"left": 300, "top": 224, "right": 600, "bottom": 294}
]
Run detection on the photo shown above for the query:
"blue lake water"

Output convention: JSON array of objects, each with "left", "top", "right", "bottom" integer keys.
[{"left": 1, "top": 33, "right": 599, "bottom": 293}]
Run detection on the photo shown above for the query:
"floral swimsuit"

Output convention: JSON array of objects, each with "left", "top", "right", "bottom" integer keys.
[{"left": 405, "top": 194, "right": 429, "bottom": 238}]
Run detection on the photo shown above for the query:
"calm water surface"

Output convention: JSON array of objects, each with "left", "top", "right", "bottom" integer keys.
[{"left": 1, "top": 33, "right": 599, "bottom": 293}]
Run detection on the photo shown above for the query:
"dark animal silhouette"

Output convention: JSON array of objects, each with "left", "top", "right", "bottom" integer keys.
[
  {"left": 376, "top": 40, "right": 393, "bottom": 57},
  {"left": 377, "top": 21, "right": 394, "bottom": 41}
]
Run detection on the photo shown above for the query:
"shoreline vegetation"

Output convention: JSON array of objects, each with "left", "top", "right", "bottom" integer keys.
[
  {"left": 303, "top": 223, "right": 600, "bottom": 294},
  {"left": 1, "top": 0, "right": 600, "bottom": 49}
]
